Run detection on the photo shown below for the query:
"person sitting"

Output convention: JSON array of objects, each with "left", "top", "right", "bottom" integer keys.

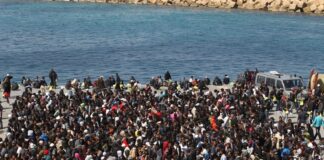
[
  {"left": 129, "top": 76, "right": 136, "bottom": 83},
  {"left": 204, "top": 76, "right": 210, "bottom": 85},
  {"left": 33, "top": 76, "right": 41, "bottom": 88},
  {"left": 39, "top": 76, "right": 47, "bottom": 86},
  {"left": 213, "top": 76, "right": 222, "bottom": 86},
  {"left": 21, "top": 76, "right": 26, "bottom": 85},
  {"left": 65, "top": 80, "right": 72, "bottom": 90},
  {"left": 223, "top": 75, "right": 230, "bottom": 85},
  {"left": 22, "top": 77, "right": 32, "bottom": 87},
  {"left": 11, "top": 82, "right": 19, "bottom": 91}
]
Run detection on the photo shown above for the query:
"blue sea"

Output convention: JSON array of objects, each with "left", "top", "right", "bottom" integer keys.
[{"left": 1, "top": 1, "right": 324, "bottom": 84}]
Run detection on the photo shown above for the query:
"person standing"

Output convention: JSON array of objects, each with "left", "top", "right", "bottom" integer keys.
[
  {"left": 204, "top": 76, "right": 210, "bottom": 85},
  {"left": 49, "top": 69, "right": 58, "bottom": 89},
  {"left": 164, "top": 71, "right": 171, "bottom": 81},
  {"left": 115, "top": 73, "right": 121, "bottom": 92},
  {"left": 2, "top": 74, "right": 12, "bottom": 103},
  {"left": 312, "top": 112, "right": 324, "bottom": 140}
]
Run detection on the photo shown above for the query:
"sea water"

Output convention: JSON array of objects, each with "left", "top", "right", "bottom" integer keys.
[{"left": 1, "top": 1, "right": 324, "bottom": 84}]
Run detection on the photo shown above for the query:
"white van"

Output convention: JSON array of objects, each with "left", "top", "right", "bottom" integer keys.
[{"left": 255, "top": 71, "right": 304, "bottom": 96}]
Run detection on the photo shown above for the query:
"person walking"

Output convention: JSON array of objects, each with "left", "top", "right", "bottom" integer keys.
[
  {"left": 49, "top": 69, "right": 58, "bottom": 89},
  {"left": 2, "top": 74, "right": 12, "bottom": 103},
  {"left": 312, "top": 112, "right": 324, "bottom": 140}
]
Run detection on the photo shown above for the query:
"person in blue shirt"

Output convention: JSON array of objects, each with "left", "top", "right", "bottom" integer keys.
[
  {"left": 280, "top": 144, "right": 291, "bottom": 160},
  {"left": 312, "top": 112, "right": 324, "bottom": 140},
  {"left": 39, "top": 132, "right": 49, "bottom": 143}
]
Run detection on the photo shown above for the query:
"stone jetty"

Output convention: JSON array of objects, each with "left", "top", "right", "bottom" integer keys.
[{"left": 54, "top": 0, "right": 324, "bottom": 14}]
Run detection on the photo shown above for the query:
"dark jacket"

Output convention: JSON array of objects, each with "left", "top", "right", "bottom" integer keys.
[
  {"left": 165, "top": 71, "right": 171, "bottom": 81},
  {"left": 49, "top": 70, "right": 57, "bottom": 81}
]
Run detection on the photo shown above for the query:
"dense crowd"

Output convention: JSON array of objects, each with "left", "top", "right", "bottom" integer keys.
[{"left": 0, "top": 70, "right": 324, "bottom": 160}]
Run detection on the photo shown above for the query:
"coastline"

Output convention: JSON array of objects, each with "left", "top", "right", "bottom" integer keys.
[{"left": 52, "top": 0, "right": 324, "bottom": 15}]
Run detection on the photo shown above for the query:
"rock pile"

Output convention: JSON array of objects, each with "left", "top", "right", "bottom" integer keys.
[{"left": 59, "top": 0, "right": 324, "bottom": 14}]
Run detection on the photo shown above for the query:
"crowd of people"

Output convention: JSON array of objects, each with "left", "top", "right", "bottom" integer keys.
[{"left": 0, "top": 70, "right": 324, "bottom": 160}]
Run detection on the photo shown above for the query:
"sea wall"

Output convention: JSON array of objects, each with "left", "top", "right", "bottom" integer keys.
[{"left": 56, "top": 0, "right": 324, "bottom": 14}]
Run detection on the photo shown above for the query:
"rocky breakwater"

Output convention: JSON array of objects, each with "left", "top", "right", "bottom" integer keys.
[{"left": 59, "top": 0, "right": 324, "bottom": 14}]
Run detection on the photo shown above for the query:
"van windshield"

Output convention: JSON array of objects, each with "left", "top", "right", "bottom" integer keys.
[{"left": 283, "top": 79, "right": 303, "bottom": 90}]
